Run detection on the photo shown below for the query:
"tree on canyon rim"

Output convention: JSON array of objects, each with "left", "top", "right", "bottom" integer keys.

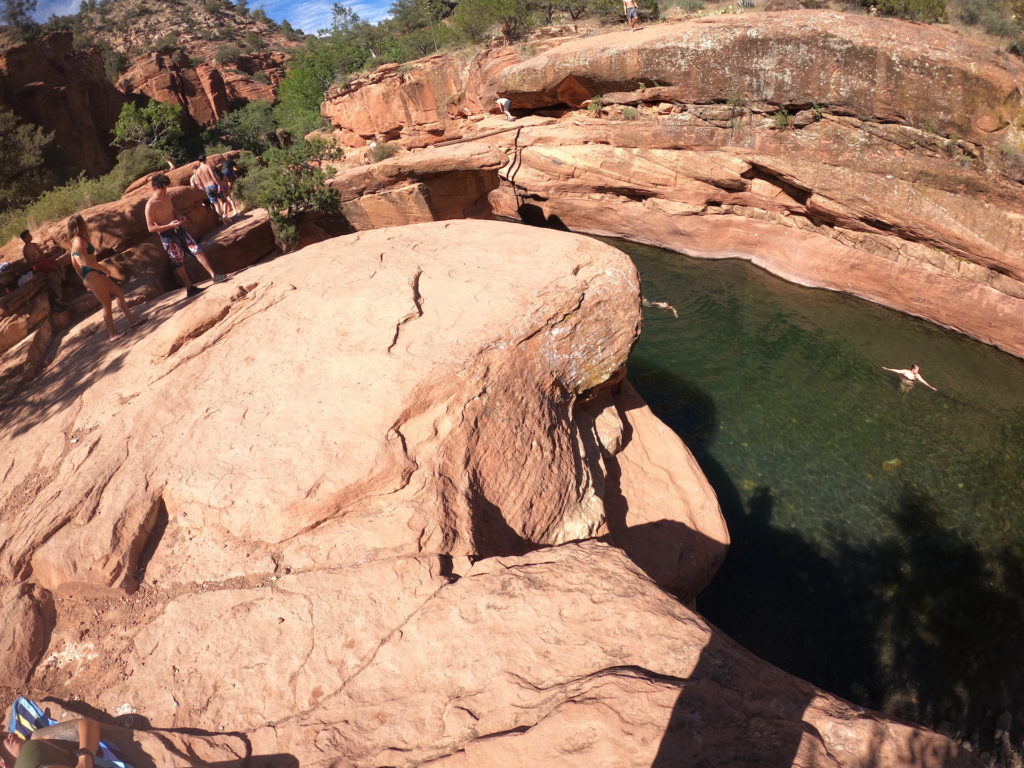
[
  {"left": 0, "top": 106, "right": 54, "bottom": 210},
  {"left": 2, "top": 0, "right": 37, "bottom": 38}
]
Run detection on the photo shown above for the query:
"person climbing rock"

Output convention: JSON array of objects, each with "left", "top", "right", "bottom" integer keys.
[
  {"left": 882, "top": 363, "right": 937, "bottom": 392},
  {"left": 145, "top": 174, "right": 225, "bottom": 298},
  {"left": 496, "top": 97, "right": 515, "bottom": 121},
  {"left": 194, "top": 156, "right": 228, "bottom": 221}
]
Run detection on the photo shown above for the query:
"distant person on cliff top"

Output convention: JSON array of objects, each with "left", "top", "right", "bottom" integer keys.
[
  {"left": 194, "top": 156, "right": 228, "bottom": 221},
  {"left": 496, "top": 97, "right": 515, "bottom": 121},
  {"left": 145, "top": 173, "right": 225, "bottom": 298},
  {"left": 882, "top": 363, "right": 937, "bottom": 392},
  {"left": 623, "top": 0, "right": 640, "bottom": 30},
  {"left": 67, "top": 215, "right": 142, "bottom": 341},
  {"left": 20, "top": 230, "right": 68, "bottom": 308}
]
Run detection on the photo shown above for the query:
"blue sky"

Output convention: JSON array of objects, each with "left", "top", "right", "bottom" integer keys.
[{"left": 33, "top": 0, "right": 392, "bottom": 37}]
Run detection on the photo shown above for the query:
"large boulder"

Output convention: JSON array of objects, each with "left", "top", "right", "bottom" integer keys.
[
  {"left": 0, "top": 220, "right": 975, "bottom": 767},
  {"left": 327, "top": 143, "right": 507, "bottom": 231}
]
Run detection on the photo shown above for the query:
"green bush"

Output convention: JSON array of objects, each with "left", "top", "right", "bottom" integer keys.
[
  {"left": 218, "top": 101, "right": 277, "bottom": 153},
  {"left": 0, "top": 146, "right": 166, "bottom": 244},
  {"left": 214, "top": 43, "right": 243, "bottom": 64},
  {"left": 112, "top": 101, "right": 184, "bottom": 155},
  {"left": 369, "top": 141, "right": 399, "bottom": 162},
  {"left": 875, "top": 0, "right": 947, "bottom": 22},
  {"left": 622, "top": 106, "right": 639, "bottom": 120},
  {"left": 772, "top": 106, "right": 791, "bottom": 129},
  {"left": 233, "top": 139, "right": 341, "bottom": 251},
  {"left": 586, "top": 96, "right": 603, "bottom": 112}
]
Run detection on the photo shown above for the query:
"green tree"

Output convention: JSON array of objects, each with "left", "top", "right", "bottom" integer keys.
[
  {"left": 273, "top": 39, "right": 336, "bottom": 135},
  {"left": 3, "top": 0, "right": 39, "bottom": 39},
  {"left": 214, "top": 42, "right": 242, "bottom": 63},
  {"left": 0, "top": 106, "right": 53, "bottom": 210},
  {"left": 112, "top": 100, "right": 184, "bottom": 154},
  {"left": 217, "top": 100, "right": 276, "bottom": 152},
  {"left": 452, "top": 0, "right": 531, "bottom": 41},
  {"left": 251, "top": 7, "right": 268, "bottom": 22},
  {"left": 234, "top": 139, "right": 341, "bottom": 251}
]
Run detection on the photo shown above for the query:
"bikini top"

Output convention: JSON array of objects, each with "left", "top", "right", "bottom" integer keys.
[{"left": 71, "top": 242, "right": 95, "bottom": 258}]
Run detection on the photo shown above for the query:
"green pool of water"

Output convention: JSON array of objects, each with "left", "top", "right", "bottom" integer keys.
[{"left": 613, "top": 238, "right": 1024, "bottom": 743}]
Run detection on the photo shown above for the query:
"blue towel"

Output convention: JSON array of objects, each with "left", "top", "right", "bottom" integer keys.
[{"left": 7, "top": 697, "right": 132, "bottom": 768}]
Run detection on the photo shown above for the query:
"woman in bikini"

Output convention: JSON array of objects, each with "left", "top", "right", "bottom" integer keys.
[{"left": 67, "top": 214, "right": 142, "bottom": 341}]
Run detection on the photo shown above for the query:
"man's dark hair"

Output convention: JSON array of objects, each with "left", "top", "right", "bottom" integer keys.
[
  {"left": 151, "top": 173, "right": 171, "bottom": 189},
  {"left": 19, "top": 229, "right": 31, "bottom": 241},
  {"left": 198, "top": 155, "right": 206, "bottom": 162}
]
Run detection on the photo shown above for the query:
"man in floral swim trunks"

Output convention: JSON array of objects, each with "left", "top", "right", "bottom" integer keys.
[{"left": 145, "top": 174, "right": 225, "bottom": 297}]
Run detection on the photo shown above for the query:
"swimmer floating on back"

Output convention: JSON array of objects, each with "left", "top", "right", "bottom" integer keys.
[
  {"left": 882, "top": 363, "right": 937, "bottom": 392},
  {"left": 642, "top": 297, "right": 679, "bottom": 318}
]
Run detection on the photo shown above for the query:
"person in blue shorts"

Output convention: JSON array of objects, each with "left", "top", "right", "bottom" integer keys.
[{"left": 195, "top": 156, "right": 228, "bottom": 221}]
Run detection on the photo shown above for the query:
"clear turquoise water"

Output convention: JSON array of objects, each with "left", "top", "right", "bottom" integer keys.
[{"left": 613, "top": 238, "right": 1024, "bottom": 743}]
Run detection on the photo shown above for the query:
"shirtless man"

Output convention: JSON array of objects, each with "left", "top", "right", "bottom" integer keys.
[
  {"left": 623, "top": 0, "right": 640, "bottom": 30},
  {"left": 20, "top": 230, "right": 67, "bottom": 307},
  {"left": 882, "top": 363, "right": 937, "bottom": 392},
  {"left": 194, "top": 156, "right": 228, "bottom": 220},
  {"left": 145, "top": 174, "right": 225, "bottom": 297}
]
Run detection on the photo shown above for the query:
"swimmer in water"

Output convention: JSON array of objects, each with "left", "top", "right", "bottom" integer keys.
[
  {"left": 882, "top": 363, "right": 937, "bottom": 392},
  {"left": 642, "top": 298, "right": 679, "bottom": 318}
]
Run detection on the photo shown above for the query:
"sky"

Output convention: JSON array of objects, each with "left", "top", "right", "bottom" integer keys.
[{"left": 32, "top": 0, "right": 392, "bottom": 37}]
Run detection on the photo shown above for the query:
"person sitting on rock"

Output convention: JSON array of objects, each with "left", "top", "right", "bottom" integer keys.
[
  {"left": 20, "top": 230, "right": 68, "bottom": 308},
  {"left": 0, "top": 716, "right": 104, "bottom": 768},
  {"left": 882, "top": 363, "right": 937, "bottom": 392},
  {"left": 67, "top": 215, "right": 142, "bottom": 341},
  {"left": 194, "top": 156, "right": 228, "bottom": 221},
  {"left": 145, "top": 173, "right": 225, "bottom": 298}
]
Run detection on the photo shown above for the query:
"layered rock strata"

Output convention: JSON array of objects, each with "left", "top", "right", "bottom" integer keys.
[
  {"left": 321, "top": 12, "right": 1024, "bottom": 357},
  {"left": 0, "top": 221, "right": 976, "bottom": 767},
  {"left": 321, "top": 46, "right": 530, "bottom": 148},
  {"left": 118, "top": 50, "right": 285, "bottom": 128},
  {"left": 325, "top": 143, "right": 507, "bottom": 231}
]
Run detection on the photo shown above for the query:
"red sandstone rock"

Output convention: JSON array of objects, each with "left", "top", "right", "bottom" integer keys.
[
  {"left": 0, "top": 33, "right": 125, "bottom": 175},
  {"left": 499, "top": 12, "right": 1024, "bottom": 143},
  {"left": 0, "top": 584, "right": 50, "bottom": 687},
  {"left": 117, "top": 52, "right": 282, "bottom": 128},
  {"left": 486, "top": 117, "right": 1024, "bottom": 357},
  {"left": 0, "top": 221, "right": 977, "bottom": 767},
  {"left": 321, "top": 46, "right": 526, "bottom": 145},
  {"left": 326, "top": 143, "right": 506, "bottom": 230}
]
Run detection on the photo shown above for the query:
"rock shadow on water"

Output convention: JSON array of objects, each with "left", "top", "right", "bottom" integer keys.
[{"left": 635, "top": 360, "right": 1024, "bottom": 758}]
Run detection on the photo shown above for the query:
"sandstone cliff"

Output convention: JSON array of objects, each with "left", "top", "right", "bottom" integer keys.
[
  {"left": 0, "top": 32, "right": 125, "bottom": 175},
  {"left": 321, "top": 12, "right": 1024, "bottom": 359},
  {"left": 0, "top": 220, "right": 977, "bottom": 767}
]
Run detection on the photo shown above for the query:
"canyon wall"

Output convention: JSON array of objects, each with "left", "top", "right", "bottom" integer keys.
[
  {"left": 118, "top": 49, "right": 286, "bottom": 128},
  {"left": 0, "top": 33, "right": 125, "bottom": 175},
  {"left": 321, "top": 12, "right": 1024, "bottom": 358}
]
